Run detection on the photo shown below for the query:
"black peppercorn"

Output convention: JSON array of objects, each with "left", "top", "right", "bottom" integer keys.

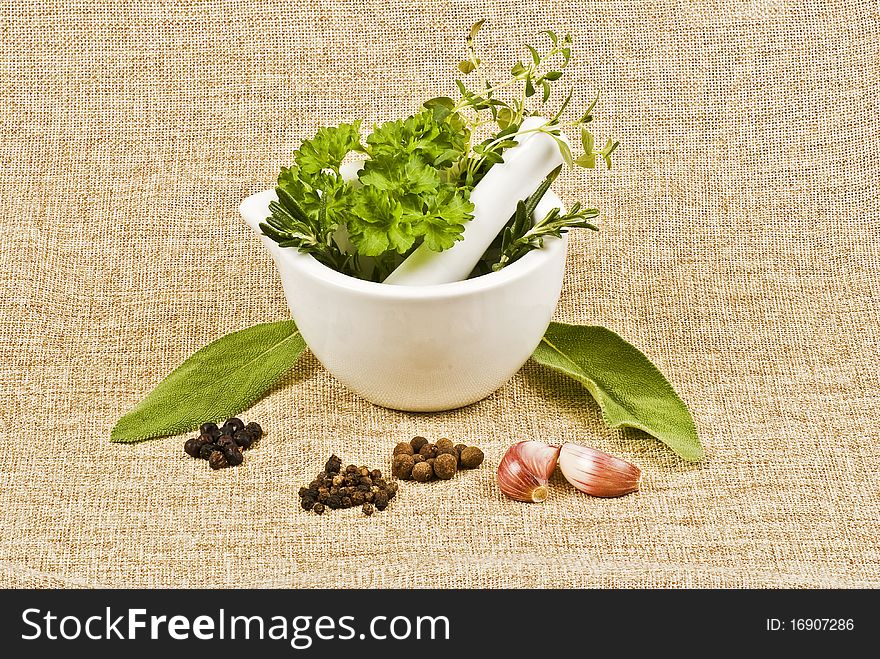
[
  {"left": 301, "top": 498, "right": 314, "bottom": 511},
  {"left": 374, "top": 492, "right": 389, "bottom": 510},
  {"left": 184, "top": 438, "right": 202, "bottom": 458},
  {"left": 209, "top": 451, "right": 228, "bottom": 470},
  {"left": 313, "top": 503, "right": 325, "bottom": 515},
  {"left": 325, "top": 455, "right": 343, "bottom": 474},
  {"left": 362, "top": 503, "right": 374, "bottom": 516},
  {"left": 217, "top": 434, "right": 236, "bottom": 448},
  {"left": 199, "top": 443, "right": 220, "bottom": 460},
  {"left": 370, "top": 469, "right": 382, "bottom": 480},
  {"left": 200, "top": 422, "right": 218, "bottom": 436}
]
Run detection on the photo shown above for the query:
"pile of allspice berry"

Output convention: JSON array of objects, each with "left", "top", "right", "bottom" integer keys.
[
  {"left": 392, "top": 436, "right": 484, "bottom": 482},
  {"left": 298, "top": 455, "right": 398, "bottom": 516},
  {"left": 183, "top": 418, "right": 262, "bottom": 469}
]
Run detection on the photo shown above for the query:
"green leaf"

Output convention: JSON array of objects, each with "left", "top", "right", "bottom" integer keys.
[
  {"left": 544, "top": 70, "right": 563, "bottom": 81},
  {"left": 541, "top": 79, "right": 551, "bottom": 103},
  {"left": 458, "top": 60, "right": 476, "bottom": 74},
  {"left": 525, "top": 78, "right": 535, "bottom": 97},
  {"left": 468, "top": 18, "right": 486, "bottom": 42},
  {"left": 526, "top": 44, "right": 541, "bottom": 65},
  {"left": 555, "top": 136, "right": 573, "bottom": 166},
  {"left": 532, "top": 323, "right": 703, "bottom": 461},
  {"left": 111, "top": 321, "right": 306, "bottom": 442},
  {"left": 580, "top": 126, "right": 595, "bottom": 153},
  {"left": 540, "top": 29, "right": 558, "bottom": 44}
]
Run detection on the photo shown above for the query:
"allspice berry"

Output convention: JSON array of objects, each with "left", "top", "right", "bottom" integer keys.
[
  {"left": 434, "top": 453, "right": 457, "bottom": 480},
  {"left": 460, "top": 446, "right": 485, "bottom": 469},
  {"left": 436, "top": 446, "right": 457, "bottom": 458},
  {"left": 393, "top": 441, "right": 414, "bottom": 456},
  {"left": 419, "top": 443, "right": 437, "bottom": 459},
  {"left": 412, "top": 461, "right": 433, "bottom": 482},
  {"left": 436, "top": 438, "right": 454, "bottom": 451},
  {"left": 392, "top": 454, "right": 415, "bottom": 480},
  {"left": 413, "top": 454, "right": 425, "bottom": 463},
  {"left": 454, "top": 444, "right": 468, "bottom": 463},
  {"left": 410, "top": 436, "right": 429, "bottom": 453}
]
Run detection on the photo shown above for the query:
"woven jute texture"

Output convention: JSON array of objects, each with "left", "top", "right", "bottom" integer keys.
[{"left": 1, "top": 0, "right": 878, "bottom": 589}]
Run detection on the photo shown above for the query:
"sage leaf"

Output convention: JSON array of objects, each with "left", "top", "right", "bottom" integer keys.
[
  {"left": 111, "top": 321, "right": 305, "bottom": 443},
  {"left": 533, "top": 323, "right": 703, "bottom": 461}
]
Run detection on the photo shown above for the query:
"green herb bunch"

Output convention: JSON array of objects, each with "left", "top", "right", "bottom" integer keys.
[{"left": 261, "top": 21, "right": 618, "bottom": 282}]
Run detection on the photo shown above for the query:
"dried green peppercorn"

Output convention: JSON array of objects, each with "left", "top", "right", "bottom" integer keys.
[
  {"left": 434, "top": 453, "right": 457, "bottom": 480},
  {"left": 410, "top": 436, "right": 429, "bottom": 453},
  {"left": 460, "top": 446, "right": 485, "bottom": 469}
]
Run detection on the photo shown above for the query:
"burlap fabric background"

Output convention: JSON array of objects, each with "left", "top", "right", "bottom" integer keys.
[{"left": 1, "top": 0, "right": 877, "bottom": 588}]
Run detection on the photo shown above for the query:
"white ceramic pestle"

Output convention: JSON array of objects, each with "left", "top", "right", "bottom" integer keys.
[{"left": 383, "top": 116, "right": 566, "bottom": 286}]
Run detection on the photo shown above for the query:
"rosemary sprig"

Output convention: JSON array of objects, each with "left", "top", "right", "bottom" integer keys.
[{"left": 492, "top": 166, "right": 599, "bottom": 271}]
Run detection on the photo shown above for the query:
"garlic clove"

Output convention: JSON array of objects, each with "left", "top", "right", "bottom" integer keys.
[
  {"left": 497, "top": 441, "right": 561, "bottom": 502},
  {"left": 558, "top": 443, "right": 641, "bottom": 497}
]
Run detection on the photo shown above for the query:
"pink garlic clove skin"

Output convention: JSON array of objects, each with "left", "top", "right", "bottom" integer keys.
[
  {"left": 497, "top": 441, "right": 561, "bottom": 502},
  {"left": 558, "top": 443, "right": 641, "bottom": 497}
]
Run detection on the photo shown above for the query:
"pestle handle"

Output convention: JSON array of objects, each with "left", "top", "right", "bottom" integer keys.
[{"left": 383, "top": 116, "right": 567, "bottom": 286}]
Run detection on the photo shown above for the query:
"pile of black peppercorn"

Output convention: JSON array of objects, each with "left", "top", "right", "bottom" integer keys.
[
  {"left": 298, "top": 455, "right": 397, "bottom": 516},
  {"left": 391, "top": 436, "right": 484, "bottom": 482},
  {"left": 183, "top": 417, "right": 263, "bottom": 469}
]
